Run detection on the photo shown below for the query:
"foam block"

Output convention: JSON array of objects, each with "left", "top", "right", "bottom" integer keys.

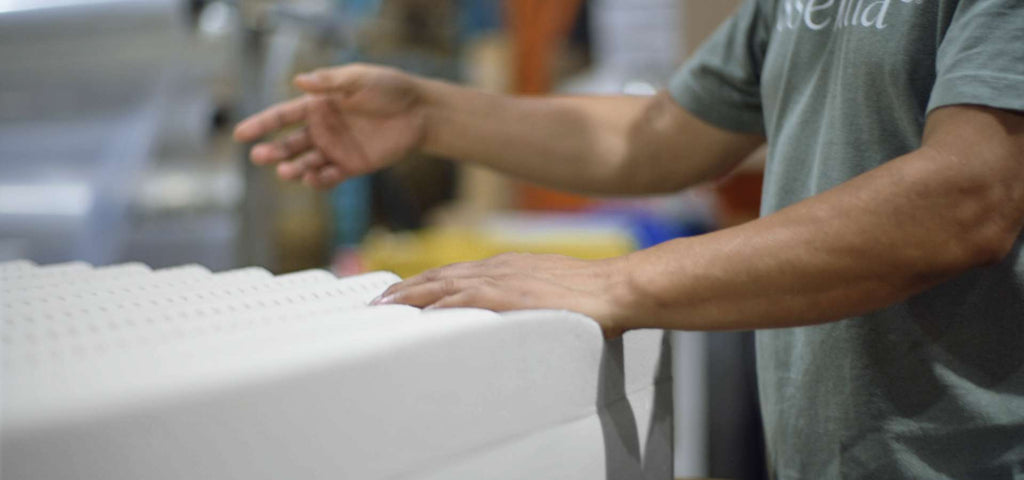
[{"left": 2, "top": 262, "right": 672, "bottom": 479}]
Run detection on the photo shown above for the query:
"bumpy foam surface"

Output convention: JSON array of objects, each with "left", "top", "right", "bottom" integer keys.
[{"left": 1, "top": 260, "right": 672, "bottom": 479}]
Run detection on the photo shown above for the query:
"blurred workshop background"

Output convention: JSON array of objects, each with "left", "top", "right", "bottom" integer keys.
[{"left": 0, "top": 0, "right": 766, "bottom": 478}]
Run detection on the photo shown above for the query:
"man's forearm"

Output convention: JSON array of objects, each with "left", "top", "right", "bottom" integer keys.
[
  {"left": 418, "top": 79, "right": 651, "bottom": 193},
  {"left": 417, "top": 80, "right": 762, "bottom": 195},
  {"left": 618, "top": 106, "right": 1024, "bottom": 332}
]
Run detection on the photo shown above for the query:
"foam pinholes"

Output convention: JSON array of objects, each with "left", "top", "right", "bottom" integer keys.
[
  {"left": 3, "top": 264, "right": 403, "bottom": 367},
  {"left": 1, "top": 261, "right": 672, "bottom": 480}
]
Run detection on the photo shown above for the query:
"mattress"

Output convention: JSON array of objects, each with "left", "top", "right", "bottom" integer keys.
[{"left": 1, "top": 260, "right": 673, "bottom": 479}]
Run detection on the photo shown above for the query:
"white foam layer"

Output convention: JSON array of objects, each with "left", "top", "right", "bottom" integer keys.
[{"left": 2, "top": 261, "right": 672, "bottom": 480}]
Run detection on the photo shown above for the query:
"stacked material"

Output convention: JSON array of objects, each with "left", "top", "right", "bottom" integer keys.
[{"left": 1, "top": 260, "right": 672, "bottom": 479}]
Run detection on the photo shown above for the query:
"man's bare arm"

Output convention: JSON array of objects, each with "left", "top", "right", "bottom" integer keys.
[
  {"left": 379, "top": 105, "right": 1024, "bottom": 336},
  {"left": 235, "top": 65, "right": 764, "bottom": 194},
  {"left": 619, "top": 105, "right": 1024, "bottom": 331}
]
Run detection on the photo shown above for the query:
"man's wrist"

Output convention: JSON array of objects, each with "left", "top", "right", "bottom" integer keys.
[
  {"left": 416, "top": 77, "right": 462, "bottom": 158},
  {"left": 601, "top": 253, "right": 650, "bottom": 334}
]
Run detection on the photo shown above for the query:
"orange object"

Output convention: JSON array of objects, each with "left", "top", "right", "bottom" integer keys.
[
  {"left": 715, "top": 172, "right": 764, "bottom": 227},
  {"left": 505, "top": 0, "right": 583, "bottom": 94},
  {"left": 505, "top": 0, "right": 590, "bottom": 210},
  {"left": 517, "top": 184, "right": 593, "bottom": 211}
]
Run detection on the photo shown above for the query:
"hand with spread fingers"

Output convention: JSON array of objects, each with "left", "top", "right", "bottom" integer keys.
[
  {"left": 371, "top": 253, "right": 636, "bottom": 338},
  {"left": 233, "top": 64, "right": 429, "bottom": 189}
]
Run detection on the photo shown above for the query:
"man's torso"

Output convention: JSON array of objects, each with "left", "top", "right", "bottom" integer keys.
[{"left": 752, "top": 1, "right": 1024, "bottom": 478}]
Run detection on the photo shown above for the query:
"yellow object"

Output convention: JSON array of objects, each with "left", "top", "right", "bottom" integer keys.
[{"left": 360, "top": 225, "right": 635, "bottom": 279}]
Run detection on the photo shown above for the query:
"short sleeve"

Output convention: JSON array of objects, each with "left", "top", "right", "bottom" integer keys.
[
  {"left": 927, "top": 0, "right": 1024, "bottom": 114},
  {"left": 668, "top": 0, "right": 771, "bottom": 134}
]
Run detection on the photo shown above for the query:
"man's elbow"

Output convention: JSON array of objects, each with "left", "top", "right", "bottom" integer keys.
[
  {"left": 915, "top": 217, "right": 1017, "bottom": 290},
  {"left": 921, "top": 105, "right": 1024, "bottom": 269},
  {"left": 950, "top": 202, "right": 1021, "bottom": 269},
  {"left": 965, "top": 223, "right": 1019, "bottom": 267}
]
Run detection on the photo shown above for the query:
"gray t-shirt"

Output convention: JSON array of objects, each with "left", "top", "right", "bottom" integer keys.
[{"left": 668, "top": 0, "right": 1024, "bottom": 478}]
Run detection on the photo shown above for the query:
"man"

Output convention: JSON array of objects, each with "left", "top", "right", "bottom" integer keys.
[{"left": 234, "top": 0, "right": 1023, "bottom": 477}]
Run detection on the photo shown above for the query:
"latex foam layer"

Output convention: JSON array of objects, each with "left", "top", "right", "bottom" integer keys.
[{"left": 1, "top": 261, "right": 672, "bottom": 479}]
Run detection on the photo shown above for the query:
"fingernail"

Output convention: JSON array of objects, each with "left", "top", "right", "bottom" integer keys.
[
  {"left": 370, "top": 295, "right": 394, "bottom": 306},
  {"left": 296, "top": 73, "right": 315, "bottom": 83}
]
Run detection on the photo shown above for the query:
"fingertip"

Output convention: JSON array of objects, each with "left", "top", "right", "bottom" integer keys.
[
  {"left": 233, "top": 123, "right": 253, "bottom": 142},
  {"left": 293, "top": 74, "right": 316, "bottom": 90},
  {"left": 295, "top": 70, "right": 331, "bottom": 92},
  {"left": 276, "top": 161, "right": 299, "bottom": 180},
  {"left": 379, "top": 283, "right": 399, "bottom": 298},
  {"left": 302, "top": 171, "right": 318, "bottom": 188},
  {"left": 250, "top": 144, "right": 280, "bottom": 164},
  {"left": 317, "top": 166, "right": 344, "bottom": 187},
  {"left": 423, "top": 300, "right": 446, "bottom": 310},
  {"left": 423, "top": 297, "right": 455, "bottom": 311}
]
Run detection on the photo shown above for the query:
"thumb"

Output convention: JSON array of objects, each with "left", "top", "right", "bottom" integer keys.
[{"left": 293, "top": 66, "right": 365, "bottom": 94}]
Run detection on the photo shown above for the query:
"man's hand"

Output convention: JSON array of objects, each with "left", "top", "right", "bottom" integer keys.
[
  {"left": 371, "top": 253, "right": 636, "bottom": 338},
  {"left": 233, "top": 64, "right": 429, "bottom": 189}
]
